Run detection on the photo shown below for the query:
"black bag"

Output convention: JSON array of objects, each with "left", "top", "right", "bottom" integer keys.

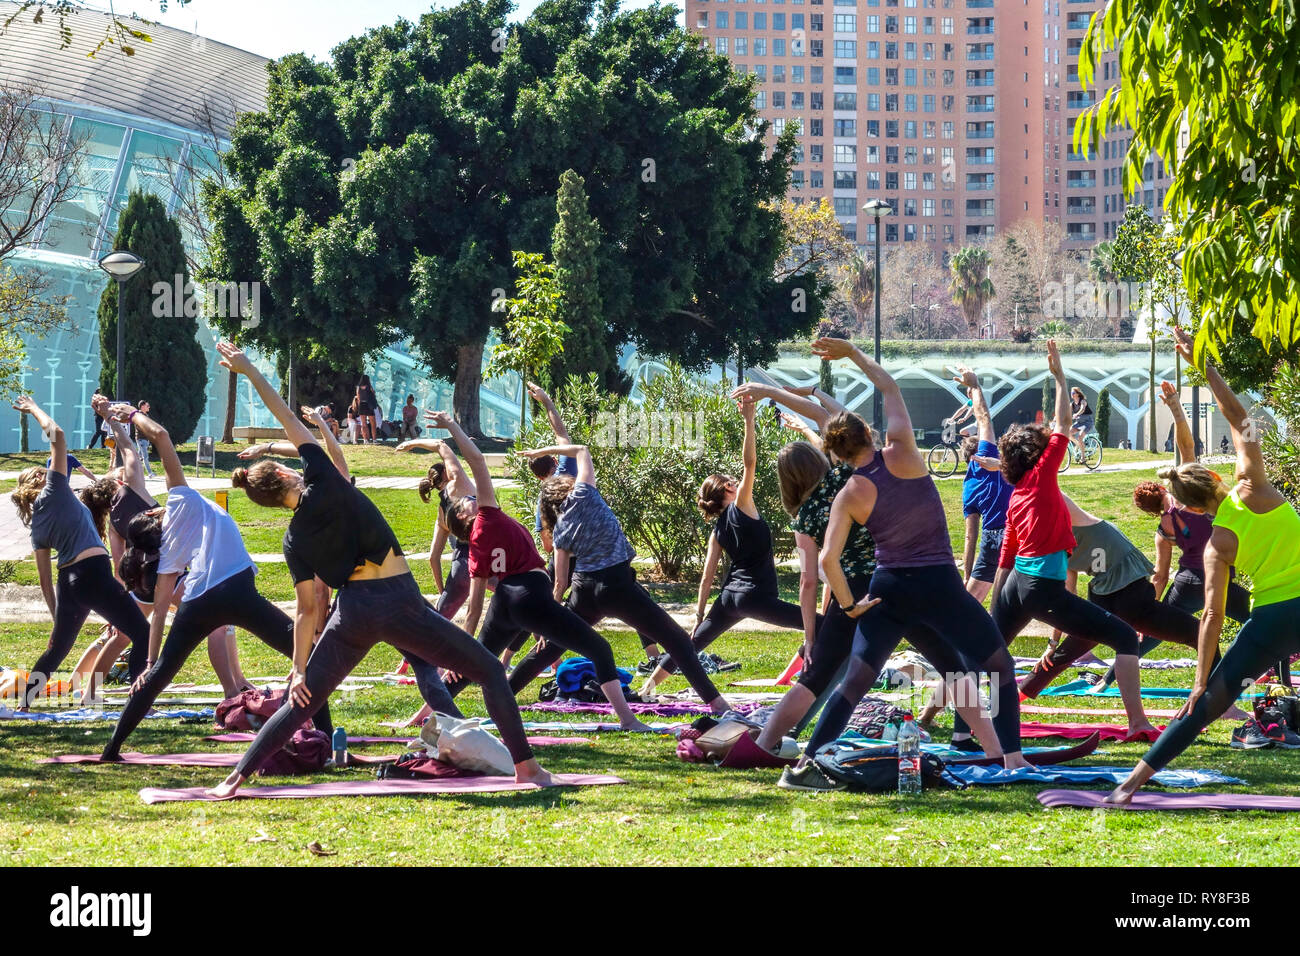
[{"left": 813, "top": 740, "right": 967, "bottom": 792}]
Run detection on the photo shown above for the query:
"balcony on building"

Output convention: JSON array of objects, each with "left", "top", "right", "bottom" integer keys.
[
  {"left": 966, "top": 69, "right": 995, "bottom": 87},
  {"left": 1066, "top": 13, "right": 1093, "bottom": 30},
  {"left": 965, "top": 121, "right": 995, "bottom": 139},
  {"left": 966, "top": 42, "right": 995, "bottom": 61},
  {"left": 966, "top": 94, "right": 995, "bottom": 112},
  {"left": 965, "top": 199, "right": 995, "bottom": 217},
  {"left": 966, "top": 172, "right": 996, "bottom": 190},
  {"left": 1067, "top": 171, "right": 1098, "bottom": 188},
  {"left": 966, "top": 17, "right": 994, "bottom": 34},
  {"left": 1067, "top": 197, "right": 1096, "bottom": 214},
  {"left": 965, "top": 146, "right": 996, "bottom": 165},
  {"left": 1067, "top": 222, "right": 1098, "bottom": 240}
]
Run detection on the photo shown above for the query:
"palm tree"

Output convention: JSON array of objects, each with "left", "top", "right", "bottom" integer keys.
[
  {"left": 837, "top": 252, "right": 876, "bottom": 333},
  {"left": 1037, "top": 318, "right": 1074, "bottom": 339},
  {"left": 949, "top": 245, "right": 994, "bottom": 336},
  {"left": 1088, "top": 239, "right": 1119, "bottom": 336}
]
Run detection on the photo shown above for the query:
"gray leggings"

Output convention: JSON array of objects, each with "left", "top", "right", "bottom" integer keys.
[{"left": 236, "top": 574, "right": 534, "bottom": 777}]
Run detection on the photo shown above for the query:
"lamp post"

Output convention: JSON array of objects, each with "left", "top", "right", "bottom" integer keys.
[
  {"left": 863, "top": 198, "right": 892, "bottom": 435},
  {"left": 97, "top": 250, "right": 146, "bottom": 401}
]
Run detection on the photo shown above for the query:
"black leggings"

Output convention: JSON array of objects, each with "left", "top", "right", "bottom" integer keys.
[
  {"left": 103, "top": 567, "right": 334, "bottom": 755},
  {"left": 446, "top": 569, "right": 623, "bottom": 698},
  {"left": 657, "top": 586, "right": 816, "bottom": 675},
  {"left": 807, "top": 563, "right": 1023, "bottom": 757},
  {"left": 1018, "top": 577, "right": 1211, "bottom": 698},
  {"left": 26, "top": 554, "right": 150, "bottom": 707},
  {"left": 796, "top": 574, "right": 872, "bottom": 696},
  {"left": 1116, "top": 569, "right": 1253, "bottom": 678},
  {"left": 237, "top": 574, "right": 533, "bottom": 776},
  {"left": 400, "top": 546, "right": 471, "bottom": 718},
  {"left": 1144, "top": 595, "right": 1300, "bottom": 771},
  {"left": 507, "top": 562, "right": 723, "bottom": 703}
]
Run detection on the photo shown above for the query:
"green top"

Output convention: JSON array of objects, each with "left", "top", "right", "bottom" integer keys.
[
  {"left": 1212, "top": 488, "right": 1300, "bottom": 608},
  {"left": 790, "top": 462, "right": 878, "bottom": 580}
]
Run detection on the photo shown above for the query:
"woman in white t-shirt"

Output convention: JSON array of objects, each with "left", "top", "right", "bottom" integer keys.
[{"left": 100, "top": 402, "right": 333, "bottom": 760}]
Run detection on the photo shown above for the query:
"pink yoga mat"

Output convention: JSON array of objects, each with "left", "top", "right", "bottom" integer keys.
[
  {"left": 1022, "top": 704, "right": 1182, "bottom": 719},
  {"left": 1038, "top": 789, "right": 1300, "bottom": 812},
  {"left": 1021, "top": 723, "right": 1167, "bottom": 743},
  {"left": 139, "top": 773, "right": 625, "bottom": 803},
  {"left": 204, "top": 733, "right": 592, "bottom": 746},
  {"left": 41, "top": 752, "right": 393, "bottom": 767}
]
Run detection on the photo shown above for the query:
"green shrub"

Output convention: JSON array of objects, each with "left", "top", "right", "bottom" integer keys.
[
  {"left": 1096, "top": 387, "right": 1112, "bottom": 446},
  {"left": 508, "top": 367, "right": 793, "bottom": 579},
  {"left": 1262, "top": 364, "right": 1300, "bottom": 508},
  {"left": 0, "top": 561, "right": 15, "bottom": 584}
]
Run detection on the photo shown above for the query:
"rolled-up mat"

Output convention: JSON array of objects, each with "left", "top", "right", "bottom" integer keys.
[
  {"left": 1038, "top": 790, "right": 1300, "bottom": 811},
  {"left": 204, "top": 733, "right": 593, "bottom": 746},
  {"left": 1020, "top": 722, "right": 1167, "bottom": 743},
  {"left": 951, "top": 765, "right": 1241, "bottom": 788},
  {"left": 1021, "top": 704, "right": 1183, "bottom": 719},
  {"left": 139, "top": 773, "right": 625, "bottom": 803},
  {"left": 41, "top": 751, "right": 393, "bottom": 767}
]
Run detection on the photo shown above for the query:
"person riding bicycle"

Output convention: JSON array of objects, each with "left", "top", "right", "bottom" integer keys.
[
  {"left": 1069, "top": 387, "right": 1093, "bottom": 458},
  {"left": 944, "top": 391, "right": 978, "bottom": 440}
]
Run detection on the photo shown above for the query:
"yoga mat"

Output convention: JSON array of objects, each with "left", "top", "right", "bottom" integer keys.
[
  {"left": 204, "top": 733, "right": 593, "bottom": 747},
  {"left": 510, "top": 720, "right": 683, "bottom": 733},
  {"left": 951, "top": 765, "right": 1242, "bottom": 788},
  {"left": 41, "top": 751, "right": 393, "bottom": 767},
  {"left": 1039, "top": 679, "right": 1195, "bottom": 699},
  {"left": 730, "top": 678, "right": 781, "bottom": 687},
  {"left": 139, "top": 773, "right": 625, "bottom": 803},
  {"left": 1020, "top": 722, "right": 1167, "bottom": 743},
  {"left": 0, "top": 706, "right": 214, "bottom": 723},
  {"left": 949, "top": 732, "right": 1102, "bottom": 767},
  {"left": 1012, "top": 656, "right": 1200, "bottom": 671},
  {"left": 522, "top": 699, "right": 768, "bottom": 717},
  {"left": 1038, "top": 790, "right": 1300, "bottom": 812},
  {"left": 1021, "top": 704, "right": 1183, "bottom": 719}
]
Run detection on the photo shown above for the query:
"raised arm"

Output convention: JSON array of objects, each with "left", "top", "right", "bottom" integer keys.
[
  {"left": 520, "top": 444, "right": 595, "bottom": 487},
  {"left": 303, "top": 406, "right": 350, "bottom": 481},
  {"left": 731, "top": 382, "right": 832, "bottom": 430},
  {"left": 395, "top": 437, "right": 477, "bottom": 496},
  {"left": 1176, "top": 327, "right": 1267, "bottom": 486},
  {"left": 957, "top": 368, "right": 996, "bottom": 444},
  {"left": 811, "top": 338, "right": 916, "bottom": 452},
  {"left": 780, "top": 412, "right": 823, "bottom": 451},
  {"left": 13, "top": 397, "right": 65, "bottom": 475},
  {"left": 428, "top": 411, "right": 496, "bottom": 509},
  {"left": 108, "top": 403, "right": 185, "bottom": 490},
  {"left": 216, "top": 341, "right": 315, "bottom": 449},
  {"left": 94, "top": 393, "right": 147, "bottom": 497},
  {"left": 1047, "top": 340, "right": 1071, "bottom": 437},
  {"left": 527, "top": 383, "right": 570, "bottom": 443},
  {"left": 1156, "top": 380, "right": 1194, "bottom": 463},
  {"left": 736, "top": 398, "right": 759, "bottom": 516},
  {"left": 237, "top": 441, "right": 300, "bottom": 460}
]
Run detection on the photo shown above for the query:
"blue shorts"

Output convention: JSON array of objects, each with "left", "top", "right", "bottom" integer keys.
[{"left": 971, "top": 526, "right": 1004, "bottom": 584}]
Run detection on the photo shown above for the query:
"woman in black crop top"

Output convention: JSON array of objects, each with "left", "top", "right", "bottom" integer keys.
[
  {"left": 643, "top": 397, "right": 811, "bottom": 696},
  {"left": 205, "top": 343, "right": 554, "bottom": 798}
]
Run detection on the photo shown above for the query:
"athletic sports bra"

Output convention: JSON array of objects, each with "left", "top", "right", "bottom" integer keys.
[
  {"left": 110, "top": 484, "right": 157, "bottom": 541},
  {"left": 1157, "top": 502, "right": 1212, "bottom": 574},
  {"left": 437, "top": 488, "right": 467, "bottom": 553},
  {"left": 1212, "top": 488, "right": 1300, "bottom": 608},
  {"left": 854, "top": 454, "right": 954, "bottom": 569},
  {"left": 715, "top": 503, "right": 780, "bottom": 595}
]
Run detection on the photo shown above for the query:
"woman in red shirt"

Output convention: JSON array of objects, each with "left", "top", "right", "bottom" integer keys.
[
  {"left": 430, "top": 412, "right": 653, "bottom": 732},
  {"left": 977, "top": 341, "right": 1157, "bottom": 740}
]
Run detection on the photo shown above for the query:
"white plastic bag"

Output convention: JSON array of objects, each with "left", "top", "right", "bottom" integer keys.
[{"left": 419, "top": 712, "right": 514, "bottom": 776}]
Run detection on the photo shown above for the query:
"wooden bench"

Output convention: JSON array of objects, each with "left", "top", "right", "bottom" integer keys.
[{"left": 232, "top": 426, "right": 325, "bottom": 443}]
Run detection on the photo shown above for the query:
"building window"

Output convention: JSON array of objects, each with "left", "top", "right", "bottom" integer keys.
[
  {"left": 774, "top": 13, "right": 786, "bottom": 28},
  {"left": 810, "top": 170, "right": 824, "bottom": 188},
  {"left": 717, "top": 11, "right": 730, "bottom": 26},
  {"left": 774, "top": 38, "right": 787, "bottom": 54},
  {"left": 735, "top": 37, "right": 748, "bottom": 54},
  {"left": 834, "top": 92, "right": 857, "bottom": 109},
  {"left": 834, "top": 144, "right": 857, "bottom": 163},
  {"left": 834, "top": 170, "right": 858, "bottom": 188},
  {"left": 833, "top": 197, "right": 857, "bottom": 216},
  {"left": 834, "top": 13, "right": 856, "bottom": 29},
  {"left": 834, "top": 39, "right": 856, "bottom": 56},
  {"left": 716, "top": 37, "right": 729, "bottom": 54},
  {"left": 754, "top": 37, "right": 767, "bottom": 54},
  {"left": 755, "top": 12, "right": 767, "bottom": 28},
  {"left": 834, "top": 119, "right": 856, "bottom": 136}
]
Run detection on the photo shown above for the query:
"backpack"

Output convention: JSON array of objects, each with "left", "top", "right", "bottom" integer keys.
[
  {"left": 812, "top": 740, "right": 967, "bottom": 792},
  {"left": 256, "top": 727, "right": 331, "bottom": 776},
  {"left": 377, "top": 752, "right": 476, "bottom": 780},
  {"left": 555, "top": 657, "right": 633, "bottom": 695},
  {"left": 216, "top": 687, "right": 316, "bottom": 732}
]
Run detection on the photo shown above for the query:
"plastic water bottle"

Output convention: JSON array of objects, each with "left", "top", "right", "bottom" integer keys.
[
  {"left": 882, "top": 717, "right": 899, "bottom": 741},
  {"left": 332, "top": 726, "right": 348, "bottom": 766},
  {"left": 897, "top": 712, "right": 922, "bottom": 796}
]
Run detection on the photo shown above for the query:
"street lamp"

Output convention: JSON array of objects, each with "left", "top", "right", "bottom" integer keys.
[
  {"left": 98, "top": 250, "right": 146, "bottom": 401},
  {"left": 1171, "top": 247, "right": 1198, "bottom": 460},
  {"left": 863, "top": 198, "right": 892, "bottom": 435}
]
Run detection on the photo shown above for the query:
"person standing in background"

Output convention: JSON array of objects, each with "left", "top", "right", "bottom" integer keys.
[
  {"left": 356, "top": 375, "right": 378, "bottom": 444},
  {"left": 132, "top": 400, "right": 155, "bottom": 478}
]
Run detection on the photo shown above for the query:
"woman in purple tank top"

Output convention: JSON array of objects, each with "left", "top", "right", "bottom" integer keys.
[{"left": 779, "top": 339, "right": 1031, "bottom": 791}]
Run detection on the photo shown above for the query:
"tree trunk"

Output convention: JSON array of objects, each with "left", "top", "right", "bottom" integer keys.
[
  {"left": 453, "top": 339, "right": 485, "bottom": 438},
  {"left": 221, "top": 369, "right": 237, "bottom": 443},
  {"left": 1149, "top": 337, "right": 1157, "bottom": 454}
]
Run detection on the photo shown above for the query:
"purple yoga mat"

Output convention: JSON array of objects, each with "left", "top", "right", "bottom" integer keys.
[
  {"left": 1038, "top": 789, "right": 1300, "bottom": 811},
  {"left": 204, "top": 733, "right": 592, "bottom": 746},
  {"left": 524, "top": 699, "right": 764, "bottom": 717},
  {"left": 41, "top": 752, "right": 392, "bottom": 767},
  {"left": 139, "top": 773, "right": 625, "bottom": 803}
]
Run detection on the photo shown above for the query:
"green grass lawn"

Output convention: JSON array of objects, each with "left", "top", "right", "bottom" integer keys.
[{"left": 0, "top": 621, "right": 1294, "bottom": 866}]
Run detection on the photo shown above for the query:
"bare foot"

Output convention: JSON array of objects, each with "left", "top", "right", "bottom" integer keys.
[
  {"left": 619, "top": 719, "right": 656, "bottom": 733},
  {"left": 1126, "top": 723, "right": 1159, "bottom": 740},
  {"left": 1002, "top": 752, "right": 1033, "bottom": 771},
  {"left": 1102, "top": 787, "right": 1133, "bottom": 807},
  {"left": 205, "top": 772, "right": 244, "bottom": 800},
  {"left": 516, "top": 766, "right": 561, "bottom": 787}
]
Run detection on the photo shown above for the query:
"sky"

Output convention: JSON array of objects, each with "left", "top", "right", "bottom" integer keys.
[{"left": 80, "top": 0, "right": 672, "bottom": 61}]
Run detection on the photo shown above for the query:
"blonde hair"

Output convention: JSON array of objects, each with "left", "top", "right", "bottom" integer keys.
[
  {"left": 11, "top": 466, "right": 46, "bottom": 528},
  {"left": 1157, "top": 463, "right": 1225, "bottom": 512},
  {"left": 822, "top": 412, "right": 873, "bottom": 461},
  {"left": 777, "top": 441, "right": 830, "bottom": 515}
]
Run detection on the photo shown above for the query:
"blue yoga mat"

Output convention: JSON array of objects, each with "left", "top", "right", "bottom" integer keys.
[
  {"left": 0, "top": 706, "right": 214, "bottom": 723},
  {"left": 843, "top": 733, "right": 1093, "bottom": 760},
  {"left": 949, "top": 764, "right": 1243, "bottom": 788},
  {"left": 1038, "top": 679, "right": 1193, "bottom": 699}
]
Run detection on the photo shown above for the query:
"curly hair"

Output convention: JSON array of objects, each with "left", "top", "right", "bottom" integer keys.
[
  {"left": 822, "top": 412, "right": 873, "bottom": 462},
  {"left": 528, "top": 455, "right": 557, "bottom": 479},
  {"left": 78, "top": 478, "right": 118, "bottom": 541},
  {"left": 960, "top": 435, "right": 979, "bottom": 463},
  {"left": 539, "top": 474, "right": 576, "bottom": 532},
  {"left": 1132, "top": 480, "right": 1167, "bottom": 516},
  {"left": 997, "top": 424, "right": 1051, "bottom": 486},
  {"left": 10, "top": 466, "right": 46, "bottom": 528}
]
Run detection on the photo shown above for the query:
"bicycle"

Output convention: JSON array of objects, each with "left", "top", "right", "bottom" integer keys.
[
  {"left": 927, "top": 418, "right": 964, "bottom": 478},
  {"left": 1059, "top": 430, "right": 1104, "bottom": 472}
]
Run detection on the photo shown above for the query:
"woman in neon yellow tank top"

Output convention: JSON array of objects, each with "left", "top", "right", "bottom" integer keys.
[{"left": 1108, "top": 327, "right": 1300, "bottom": 805}]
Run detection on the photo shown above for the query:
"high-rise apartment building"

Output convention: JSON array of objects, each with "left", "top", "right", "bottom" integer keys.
[{"left": 685, "top": 0, "right": 1168, "bottom": 253}]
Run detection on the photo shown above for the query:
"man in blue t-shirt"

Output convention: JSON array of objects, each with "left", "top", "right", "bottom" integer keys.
[{"left": 954, "top": 368, "right": 1012, "bottom": 603}]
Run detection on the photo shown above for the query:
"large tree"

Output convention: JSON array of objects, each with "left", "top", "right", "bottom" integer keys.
[
  {"left": 1076, "top": 0, "right": 1300, "bottom": 359},
  {"left": 205, "top": 0, "right": 812, "bottom": 436},
  {"left": 97, "top": 191, "right": 207, "bottom": 442},
  {"left": 949, "top": 245, "right": 994, "bottom": 336}
]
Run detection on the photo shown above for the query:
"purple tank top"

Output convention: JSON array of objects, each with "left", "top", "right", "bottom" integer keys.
[
  {"left": 1162, "top": 503, "right": 1212, "bottom": 574},
  {"left": 854, "top": 454, "right": 954, "bottom": 569}
]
